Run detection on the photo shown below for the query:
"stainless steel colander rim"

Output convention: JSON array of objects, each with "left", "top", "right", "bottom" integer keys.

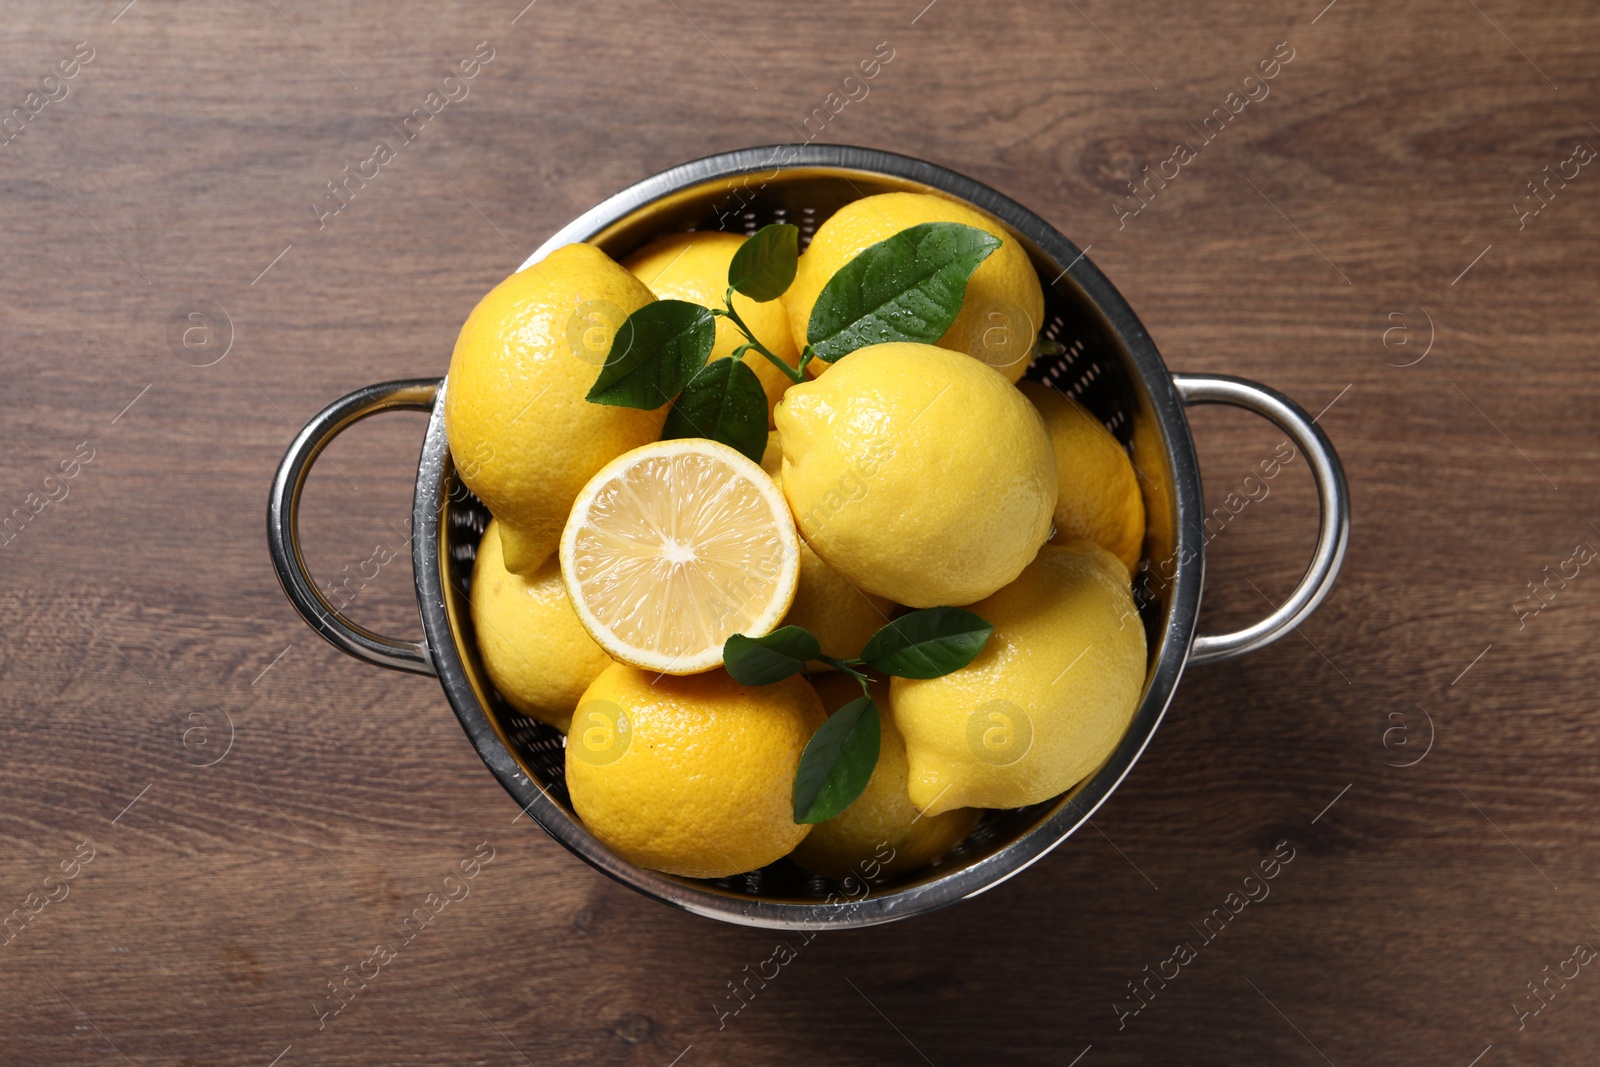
[{"left": 410, "top": 145, "right": 1207, "bottom": 929}]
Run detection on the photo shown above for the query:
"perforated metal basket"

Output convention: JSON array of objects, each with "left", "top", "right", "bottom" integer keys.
[{"left": 268, "top": 145, "right": 1349, "bottom": 928}]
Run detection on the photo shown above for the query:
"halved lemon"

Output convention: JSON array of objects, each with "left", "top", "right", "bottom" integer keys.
[{"left": 559, "top": 439, "right": 801, "bottom": 675}]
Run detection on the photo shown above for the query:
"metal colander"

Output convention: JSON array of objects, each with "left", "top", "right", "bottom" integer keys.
[{"left": 269, "top": 145, "right": 1349, "bottom": 928}]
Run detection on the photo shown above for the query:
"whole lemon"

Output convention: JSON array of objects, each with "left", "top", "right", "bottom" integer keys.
[
  {"left": 760, "top": 428, "right": 783, "bottom": 478},
  {"left": 786, "top": 192, "right": 1046, "bottom": 382},
  {"left": 785, "top": 541, "right": 896, "bottom": 664},
  {"left": 445, "top": 243, "right": 665, "bottom": 575},
  {"left": 891, "top": 543, "right": 1146, "bottom": 816},
  {"left": 1019, "top": 382, "right": 1146, "bottom": 576},
  {"left": 790, "top": 674, "right": 980, "bottom": 882},
  {"left": 760, "top": 428, "right": 897, "bottom": 663},
  {"left": 565, "top": 664, "right": 825, "bottom": 879},
  {"left": 774, "top": 342, "right": 1057, "bottom": 607},
  {"left": 624, "top": 232, "right": 801, "bottom": 427},
  {"left": 470, "top": 520, "right": 611, "bottom": 733}
]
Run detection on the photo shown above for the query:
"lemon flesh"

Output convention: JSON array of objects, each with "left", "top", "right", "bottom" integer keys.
[{"left": 560, "top": 439, "right": 800, "bottom": 675}]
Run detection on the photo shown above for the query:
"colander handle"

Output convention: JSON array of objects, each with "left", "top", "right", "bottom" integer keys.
[
  {"left": 267, "top": 378, "right": 441, "bottom": 676},
  {"left": 1172, "top": 373, "right": 1350, "bottom": 667}
]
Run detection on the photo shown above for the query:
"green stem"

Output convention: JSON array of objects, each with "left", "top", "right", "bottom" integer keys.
[
  {"left": 853, "top": 675, "right": 874, "bottom": 703},
  {"left": 817, "top": 656, "right": 875, "bottom": 702},
  {"left": 722, "top": 288, "right": 806, "bottom": 383}
]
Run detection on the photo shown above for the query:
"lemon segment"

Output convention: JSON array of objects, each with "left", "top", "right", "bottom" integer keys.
[{"left": 559, "top": 439, "right": 801, "bottom": 675}]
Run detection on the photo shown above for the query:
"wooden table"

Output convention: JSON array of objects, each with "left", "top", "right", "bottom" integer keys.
[{"left": 5, "top": 0, "right": 1596, "bottom": 1063}]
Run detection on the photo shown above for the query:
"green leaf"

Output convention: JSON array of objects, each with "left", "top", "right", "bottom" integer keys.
[
  {"left": 723, "top": 626, "right": 822, "bottom": 685},
  {"left": 586, "top": 299, "right": 715, "bottom": 408},
  {"left": 661, "top": 357, "right": 768, "bottom": 463},
  {"left": 859, "top": 607, "right": 994, "bottom": 679},
  {"left": 793, "top": 697, "right": 880, "bottom": 824},
  {"left": 728, "top": 223, "right": 799, "bottom": 302},
  {"left": 805, "top": 222, "right": 1002, "bottom": 363}
]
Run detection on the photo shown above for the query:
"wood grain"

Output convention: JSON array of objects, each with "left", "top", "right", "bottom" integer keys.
[{"left": 3, "top": 0, "right": 1599, "bottom": 1062}]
